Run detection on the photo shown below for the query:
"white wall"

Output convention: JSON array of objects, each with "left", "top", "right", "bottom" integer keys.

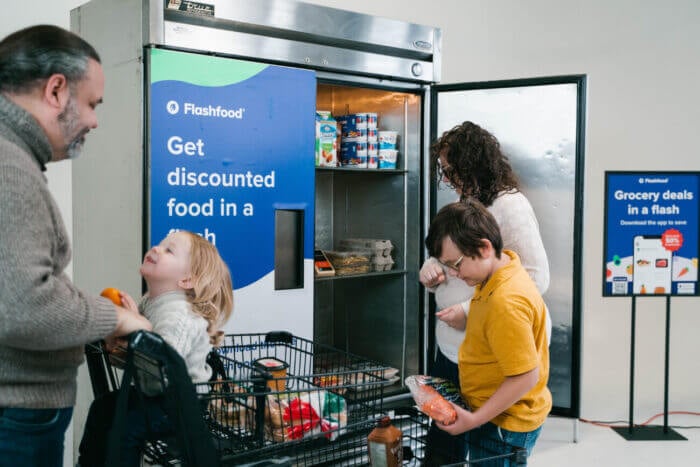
[{"left": 3, "top": 0, "right": 699, "bottom": 464}]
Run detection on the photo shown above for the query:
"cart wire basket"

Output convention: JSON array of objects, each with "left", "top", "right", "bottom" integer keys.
[
  {"left": 85, "top": 330, "right": 396, "bottom": 466},
  {"left": 392, "top": 406, "right": 528, "bottom": 467}
]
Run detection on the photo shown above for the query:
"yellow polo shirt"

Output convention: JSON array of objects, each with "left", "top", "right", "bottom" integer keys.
[{"left": 458, "top": 250, "right": 552, "bottom": 432}]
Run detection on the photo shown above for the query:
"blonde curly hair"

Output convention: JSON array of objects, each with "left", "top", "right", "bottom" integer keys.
[{"left": 180, "top": 231, "right": 233, "bottom": 346}]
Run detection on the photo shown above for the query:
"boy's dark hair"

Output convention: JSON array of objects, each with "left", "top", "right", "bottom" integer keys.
[
  {"left": 0, "top": 24, "right": 100, "bottom": 94},
  {"left": 431, "top": 121, "right": 519, "bottom": 206},
  {"left": 425, "top": 199, "right": 503, "bottom": 259}
]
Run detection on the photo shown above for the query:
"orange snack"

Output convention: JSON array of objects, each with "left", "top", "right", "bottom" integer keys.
[
  {"left": 405, "top": 376, "right": 458, "bottom": 425},
  {"left": 100, "top": 287, "right": 122, "bottom": 306},
  {"left": 418, "top": 385, "right": 457, "bottom": 425}
]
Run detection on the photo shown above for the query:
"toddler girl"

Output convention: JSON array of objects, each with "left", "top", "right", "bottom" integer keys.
[{"left": 78, "top": 230, "right": 233, "bottom": 466}]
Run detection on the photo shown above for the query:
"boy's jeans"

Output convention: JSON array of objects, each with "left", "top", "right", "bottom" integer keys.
[
  {"left": 466, "top": 422, "right": 542, "bottom": 466},
  {"left": 0, "top": 407, "right": 73, "bottom": 467}
]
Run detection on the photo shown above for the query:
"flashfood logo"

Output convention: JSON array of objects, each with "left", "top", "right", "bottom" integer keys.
[
  {"left": 166, "top": 100, "right": 180, "bottom": 115},
  {"left": 165, "top": 99, "right": 246, "bottom": 119},
  {"left": 638, "top": 177, "right": 669, "bottom": 184}
]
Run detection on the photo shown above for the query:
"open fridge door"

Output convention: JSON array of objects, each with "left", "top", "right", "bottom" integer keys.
[{"left": 431, "top": 77, "right": 586, "bottom": 417}]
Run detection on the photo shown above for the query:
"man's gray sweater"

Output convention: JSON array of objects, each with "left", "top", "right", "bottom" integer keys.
[{"left": 0, "top": 94, "right": 117, "bottom": 408}]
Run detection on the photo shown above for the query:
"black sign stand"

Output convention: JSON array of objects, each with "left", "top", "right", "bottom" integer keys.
[{"left": 612, "top": 296, "right": 686, "bottom": 441}]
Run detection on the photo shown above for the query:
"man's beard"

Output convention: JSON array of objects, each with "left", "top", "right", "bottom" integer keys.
[{"left": 57, "top": 96, "right": 88, "bottom": 159}]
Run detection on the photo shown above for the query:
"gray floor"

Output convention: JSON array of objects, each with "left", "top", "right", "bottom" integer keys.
[{"left": 531, "top": 415, "right": 698, "bottom": 466}]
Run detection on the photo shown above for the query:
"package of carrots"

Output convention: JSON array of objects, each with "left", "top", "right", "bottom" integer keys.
[{"left": 405, "top": 375, "right": 466, "bottom": 425}]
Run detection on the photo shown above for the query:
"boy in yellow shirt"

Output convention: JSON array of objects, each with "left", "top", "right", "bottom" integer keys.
[{"left": 425, "top": 199, "right": 551, "bottom": 465}]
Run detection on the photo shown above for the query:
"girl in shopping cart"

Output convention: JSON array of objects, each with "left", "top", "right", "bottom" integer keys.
[{"left": 78, "top": 230, "right": 234, "bottom": 466}]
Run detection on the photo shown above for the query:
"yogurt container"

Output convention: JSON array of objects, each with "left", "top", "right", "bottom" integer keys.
[
  {"left": 366, "top": 128, "right": 378, "bottom": 142},
  {"left": 337, "top": 113, "right": 368, "bottom": 131},
  {"left": 340, "top": 141, "right": 368, "bottom": 167},
  {"left": 366, "top": 112, "right": 378, "bottom": 129},
  {"left": 378, "top": 131, "right": 398, "bottom": 149},
  {"left": 378, "top": 149, "right": 398, "bottom": 169},
  {"left": 341, "top": 127, "right": 368, "bottom": 142},
  {"left": 367, "top": 141, "right": 378, "bottom": 168}
]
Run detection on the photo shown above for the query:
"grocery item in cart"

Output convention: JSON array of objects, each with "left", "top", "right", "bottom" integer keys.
[
  {"left": 367, "top": 416, "right": 403, "bottom": 467},
  {"left": 405, "top": 375, "right": 458, "bottom": 425},
  {"left": 243, "top": 390, "right": 348, "bottom": 443},
  {"left": 253, "top": 357, "right": 289, "bottom": 391}
]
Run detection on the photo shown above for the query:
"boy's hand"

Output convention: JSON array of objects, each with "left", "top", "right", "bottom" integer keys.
[
  {"left": 435, "top": 402, "right": 480, "bottom": 435},
  {"left": 420, "top": 260, "right": 446, "bottom": 288},
  {"left": 436, "top": 304, "right": 467, "bottom": 330}
]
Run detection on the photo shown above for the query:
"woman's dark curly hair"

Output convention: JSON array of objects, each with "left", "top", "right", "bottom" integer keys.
[{"left": 431, "top": 121, "right": 519, "bottom": 206}]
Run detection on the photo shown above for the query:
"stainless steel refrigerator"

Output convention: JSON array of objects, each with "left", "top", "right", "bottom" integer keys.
[{"left": 71, "top": 0, "right": 582, "bottom": 416}]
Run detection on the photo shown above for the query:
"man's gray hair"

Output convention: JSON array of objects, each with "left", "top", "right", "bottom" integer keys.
[{"left": 0, "top": 24, "right": 100, "bottom": 94}]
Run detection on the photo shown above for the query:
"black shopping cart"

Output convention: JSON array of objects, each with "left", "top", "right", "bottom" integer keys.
[
  {"left": 393, "top": 406, "right": 528, "bottom": 466},
  {"left": 85, "top": 330, "right": 395, "bottom": 466}
]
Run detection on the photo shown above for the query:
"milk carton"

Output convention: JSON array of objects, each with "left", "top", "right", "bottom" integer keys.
[{"left": 316, "top": 111, "right": 338, "bottom": 167}]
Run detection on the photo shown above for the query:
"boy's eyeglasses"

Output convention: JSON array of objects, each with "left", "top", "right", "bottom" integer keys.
[{"left": 439, "top": 255, "right": 464, "bottom": 272}]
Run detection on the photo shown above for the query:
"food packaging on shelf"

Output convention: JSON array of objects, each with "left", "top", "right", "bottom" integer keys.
[
  {"left": 378, "top": 130, "right": 398, "bottom": 149},
  {"left": 340, "top": 127, "right": 368, "bottom": 142},
  {"left": 324, "top": 250, "right": 372, "bottom": 275},
  {"left": 339, "top": 141, "right": 368, "bottom": 167},
  {"left": 338, "top": 238, "right": 393, "bottom": 258},
  {"left": 378, "top": 149, "right": 398, "bottom": 169},
  {"left": 366, "top": 113, "right": 378, "bottom": 129},
  {"left": 315, "top": 111, "right": 338, "bottom": 167},
  {"left": 336, "top": 113, "right": 368, "bottom": 131},
  {"left": 372, "top": 255, "right": 395, "bottom": 272},
  {"left": 367, "top": 141, "right": 378, "bottom": 169}
]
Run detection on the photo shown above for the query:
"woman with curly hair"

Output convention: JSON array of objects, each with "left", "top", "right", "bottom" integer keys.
[{"left": 419, "top": 121, "right": 551, "bottom": 465}]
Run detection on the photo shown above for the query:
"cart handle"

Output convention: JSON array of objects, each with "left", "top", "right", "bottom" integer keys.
[{"left": 264, "top": 331, "right": 294, "bottom": 344}]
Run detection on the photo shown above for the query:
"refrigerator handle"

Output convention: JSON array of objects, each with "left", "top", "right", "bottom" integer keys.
[{"left": 274, "top": 209, "right": 304, "bottom": 290}]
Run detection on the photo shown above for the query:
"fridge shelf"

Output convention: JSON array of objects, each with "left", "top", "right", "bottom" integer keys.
[
  {"left": 315, "top": 269, "right": 407, "bottom": 282},
  {"left": 316, "top": 167, "right": 407, "bottom": 175}
]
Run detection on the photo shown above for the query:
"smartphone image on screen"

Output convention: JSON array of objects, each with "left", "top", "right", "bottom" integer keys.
[{"left": 632, "top": 235, "right": 672, "bottom": 294}]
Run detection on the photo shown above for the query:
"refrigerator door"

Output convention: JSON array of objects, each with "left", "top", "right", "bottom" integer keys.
[
  {"left": 431, "top": 77, "right": 585, "bottom": 417},
  {"left": 147, "top": 48, "right": 316, "bottom": 339}
]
